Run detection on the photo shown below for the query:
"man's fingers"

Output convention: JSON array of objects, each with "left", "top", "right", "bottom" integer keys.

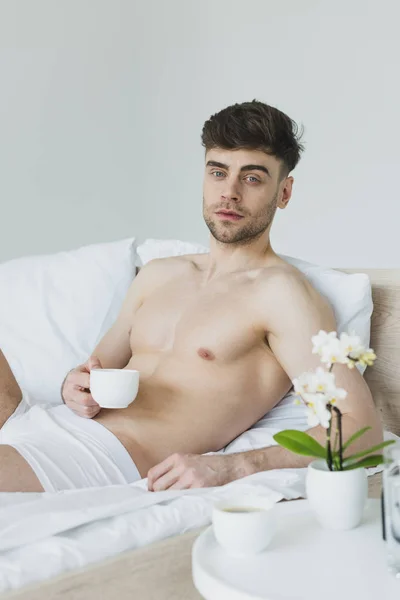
[
  {"left": 87, "top": 356, "right": 102, "bottom": 371},
  {"left": 150, "top": 467, "right": 182, "bottom": 492},
  {"left": 148, "top": 455, "right": 178, "bottom": 491},
  {"left": 169, "top": 477, "right": 192, "bottom": 491},
  {"left": 62, "top": 359, "right": 103, "bottom": 406},
  {"left": 67, "top": 400, "right": 100, "bottom": 418},
  {"left": 68, "top": 371, "right": 90, "bottom": 390},
  {"left": 70, "top": 390, "right": 99, "bottom": 407}
]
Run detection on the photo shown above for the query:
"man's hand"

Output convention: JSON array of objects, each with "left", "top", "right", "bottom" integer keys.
[
  {"left": 147, "top": 452, "right": 253, "bottom": 491},
  {"left": 61, "top": 356, "right": 102, "bottom": 419}
]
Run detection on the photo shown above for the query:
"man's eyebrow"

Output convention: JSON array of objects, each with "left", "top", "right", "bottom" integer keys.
[
  {"left": 240, "top": 164, "right": 270, "bottom": 177},
  {"left": 206, "top": 160, "right": 229, "bottom": 169},
  {"left": 206, "top": 160, "right": 270, "bottom": 177}
]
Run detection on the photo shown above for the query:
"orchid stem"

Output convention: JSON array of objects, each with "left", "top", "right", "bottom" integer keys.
[
  {"left": 326, "top": 404, "right": 333, "bottom": 471},
  {"left": 333, "top": 422, "right": 339, "bottom": 455},
  {"left": 332, "top": 406, "right": 343, "bottom": 470}
]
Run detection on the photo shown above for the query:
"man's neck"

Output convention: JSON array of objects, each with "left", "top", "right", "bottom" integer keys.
[{"left": 204, "top": 233, "right": 279, "bottom": 281}]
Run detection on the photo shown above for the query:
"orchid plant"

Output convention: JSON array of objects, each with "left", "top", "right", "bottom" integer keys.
[{"left": 273, "top": 331, "right": 395, "bottom": 471}]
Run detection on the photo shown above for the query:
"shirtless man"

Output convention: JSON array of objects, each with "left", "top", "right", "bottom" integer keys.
[{"left": 0, "top": 100, "right": 382, "bottom": 492}]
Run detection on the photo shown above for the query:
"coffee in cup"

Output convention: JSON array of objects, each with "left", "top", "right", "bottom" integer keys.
[{"left": 212, "top": 494, "right": 276, "bottom": 555}]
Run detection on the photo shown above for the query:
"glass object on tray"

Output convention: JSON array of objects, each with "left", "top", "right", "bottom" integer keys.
[{"left": 383, "top": 440, "right": 400, "bottom": 577}]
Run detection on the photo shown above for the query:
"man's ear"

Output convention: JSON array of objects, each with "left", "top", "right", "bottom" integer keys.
[{"left": 277, "top": 176, "right": 294, "bottom": 210}]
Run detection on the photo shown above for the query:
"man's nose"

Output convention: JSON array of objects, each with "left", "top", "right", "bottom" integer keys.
[{"left": 221, "top": 178, "right": 241, "bottom": 203}]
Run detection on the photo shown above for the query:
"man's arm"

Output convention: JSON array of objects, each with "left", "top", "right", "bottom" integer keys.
[
  {"left": 259, "top": 269, "right": 383, "bottom": 460},
  {"left": 62, "top": 260, "right": 162, "bottom": 417},
  {"left": 0, "top": 349, "right": 22, "bottom": 428},
  {"left": 148, "top": 269, "right": 383, "bottom": 490},
  {"left": 89, "top": 271, "right": 145, "bottom": 369}
]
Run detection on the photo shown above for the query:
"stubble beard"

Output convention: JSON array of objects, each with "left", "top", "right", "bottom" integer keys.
[{"left": 203, "top": 191, "right": 279, "bottom": 246}]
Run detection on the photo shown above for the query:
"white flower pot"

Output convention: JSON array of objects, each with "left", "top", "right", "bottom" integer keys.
[{"left": 306, "top": 459, "right": 368, "bottom": 530}]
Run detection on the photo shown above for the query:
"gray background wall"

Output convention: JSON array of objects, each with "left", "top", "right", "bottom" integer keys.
[{"left": 0, "top": 0, "right": 398, "bottom": 266}]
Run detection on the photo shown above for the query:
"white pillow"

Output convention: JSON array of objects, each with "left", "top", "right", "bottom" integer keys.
[
  {"left": 0, "top": 238, "right": 137, "bottom": 406},
  {"left": 136, "top": 238, "right": 209, "bottom": 266}
]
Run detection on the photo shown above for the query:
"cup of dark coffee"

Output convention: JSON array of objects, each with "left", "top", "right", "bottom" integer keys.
[{"left": 212, "top": 494, "right": 276, "bottom": 555}]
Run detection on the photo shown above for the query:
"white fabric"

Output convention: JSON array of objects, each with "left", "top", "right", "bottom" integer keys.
[
  {"left": 0, "top": 238, "right": 137, "bottom": 406},
  {"left": 0, "top": 400, "right": 140, "bottom": 492},
  {"left": 0, "top": 445, "right": 392, "bottom": 593},
  {"left": 136, "top": 238, "right": 209, "bottom": 266},
  {"left": 0, "top": 469, "right": 306, "bottom": 592},
  {"left": 0, "top": 404, "right": 394, "bottom": 590}
]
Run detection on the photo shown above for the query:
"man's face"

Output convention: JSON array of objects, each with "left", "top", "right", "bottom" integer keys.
[{"left": 203, "top": 148, "right": 292, "bottom": 245}]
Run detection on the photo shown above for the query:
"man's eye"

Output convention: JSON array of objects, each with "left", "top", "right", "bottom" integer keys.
[
  {"left": 212, "top": 171, "right": 225, "bottom": 178},
  {"left": 246, "top": 176, "right": 260, "bottom": 183}
]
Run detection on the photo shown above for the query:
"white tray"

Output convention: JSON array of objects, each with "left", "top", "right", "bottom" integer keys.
[{"left": 192, "top": 499, "right": 400, "bottom": 600}]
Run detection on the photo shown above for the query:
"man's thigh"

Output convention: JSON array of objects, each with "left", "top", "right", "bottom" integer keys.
[
  {"left": 0, "top": 349, "right": 22, "bottom": 428},
  {"left": 0, "top": 445, "right": 44, "bottom": 492}
]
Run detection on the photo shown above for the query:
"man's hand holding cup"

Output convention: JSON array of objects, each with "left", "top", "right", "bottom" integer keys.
[{"left": 62, "top": 356, "right": 102, "bottom": 419}]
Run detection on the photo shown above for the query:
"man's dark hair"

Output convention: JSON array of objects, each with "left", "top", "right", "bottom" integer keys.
[{"left": 201, "top": 100, "right": 304, "bottom": 176}]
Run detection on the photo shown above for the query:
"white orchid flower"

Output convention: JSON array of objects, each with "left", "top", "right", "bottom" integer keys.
[
  {"left": 339, "top": 332, "right": 363, "bottom": 356},
  {"left": 338, "top": 332, "right": 376, "bottom": 367},
  {"left": 325, "top": 385, "right": 347, "bottom": 405},
  {"left": 312, "top": 330, "right": 376, "bottom": 370},
  {"left": 312, "top": 331, "right": 349, "bottom": 368},
  {"left": 306, "top": 395, "right": 332, "bottom": 429},
  {"left": 319, "top": 337, "right": 351, "bottom": 368},
  {"left": 293, "top": 367, "right": 347, "bottom": 425},
  {"left": 338, "top": 332, "right": 364, "bottom": 367},
  {"left": 293, "top": 367, "right": 337, "bottom": 397},
  {"left": 311, "top": 330, "right": 337, "bottom": 356}
]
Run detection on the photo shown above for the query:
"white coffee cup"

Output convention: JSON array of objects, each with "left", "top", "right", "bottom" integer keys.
[
  {"left": 212, "top": 494, "right": 276, "bottom": 556},
  {"left": 90, "top": 368, "right": 140, "bottom": 409}
]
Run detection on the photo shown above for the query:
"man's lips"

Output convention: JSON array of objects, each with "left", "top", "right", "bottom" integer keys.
[{"left": 215, "top": 210, "right": 244, "bottom": 221}]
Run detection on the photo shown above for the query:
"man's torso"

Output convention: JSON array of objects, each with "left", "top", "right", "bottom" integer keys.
[{"left": 94, "top": 254, "right": 315, "bottom": 475}]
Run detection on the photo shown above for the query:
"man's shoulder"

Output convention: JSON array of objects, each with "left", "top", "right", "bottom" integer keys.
[
  {"left": 254, "top": 260, "right": 332, "bottom": 312},
  {"left": 255, "top": 260, "right": 307, "bottom": 289},
  {"left": 250, "top": 261, "right": 335, "bottom": 334}
]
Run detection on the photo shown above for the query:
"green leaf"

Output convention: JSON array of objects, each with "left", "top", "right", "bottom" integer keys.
[
  {"left": 343, "top": 455, "right": 385, "bottom": 470},
  {"left": 342, "top": 427, "right": 371, "bottom": 452},
  {"left": 273, "top": 430, "right": 327, "bottom": 459},
  {"left": 343, "top": 440, "right": 396, "bottom": 463}
]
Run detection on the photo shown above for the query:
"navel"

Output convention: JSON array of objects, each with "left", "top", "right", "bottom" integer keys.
[{"left": 197, "top": 347, "right": 215, "bottom": 361}]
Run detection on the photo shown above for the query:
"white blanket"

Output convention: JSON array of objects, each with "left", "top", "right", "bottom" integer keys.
[
  {"left": 0, "top": 390, "right": 393, "bottom": 593},
  {"left": 0, "top": 469, "right": 306, "bottom": 592}
]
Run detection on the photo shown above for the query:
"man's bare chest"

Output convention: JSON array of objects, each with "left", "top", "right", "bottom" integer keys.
[{"left": 129, "top": 276, "right": 263, "bottom": 362}]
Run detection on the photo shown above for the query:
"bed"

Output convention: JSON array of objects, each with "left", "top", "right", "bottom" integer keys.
[{"left": 2, "top": 268, "right": 399, "bottom": 600}]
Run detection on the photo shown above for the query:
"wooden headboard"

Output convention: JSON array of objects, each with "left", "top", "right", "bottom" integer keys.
[{"left": 344, "top": 269, "right": 400, "bottom": 435}]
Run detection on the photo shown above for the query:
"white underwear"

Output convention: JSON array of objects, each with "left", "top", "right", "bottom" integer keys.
[{"left": 0, "top": 401, "right": 141, "bottom": 492}]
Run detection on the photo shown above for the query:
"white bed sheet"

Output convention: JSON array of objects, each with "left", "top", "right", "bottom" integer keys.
[
  {"left": 0, "top": 469, "right": 307, "bottom": 592},
  {"left": 0, "top": 408, "right": 394, "bottom": 592}
]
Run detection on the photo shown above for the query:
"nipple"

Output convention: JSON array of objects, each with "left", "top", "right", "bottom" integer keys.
[{"left": 197, "top": 347, "right": 215, "bottom": 361}]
